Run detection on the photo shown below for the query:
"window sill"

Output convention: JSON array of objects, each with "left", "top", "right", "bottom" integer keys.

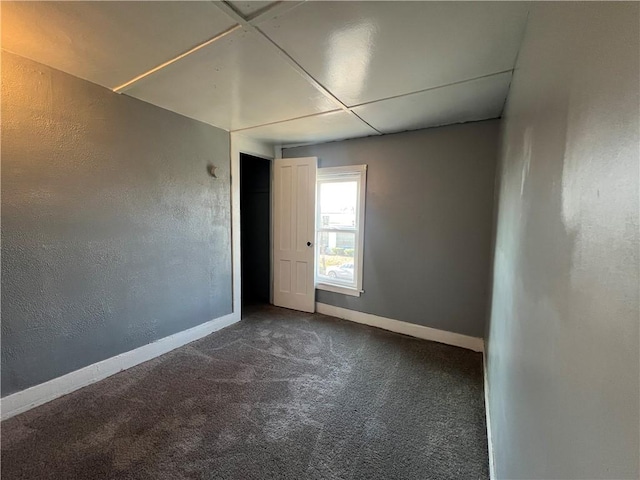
[{"left": 316, "top": 282, "right": 362, "bottom": 297}]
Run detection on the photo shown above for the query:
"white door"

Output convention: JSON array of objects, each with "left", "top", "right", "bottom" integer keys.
[{"left": 273, "top": 157, "right": 317, "bottom": 312}]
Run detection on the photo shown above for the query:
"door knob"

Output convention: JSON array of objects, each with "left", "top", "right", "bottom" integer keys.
[{"left": 307, "top": 241, "right": 312, "bottom": 247}]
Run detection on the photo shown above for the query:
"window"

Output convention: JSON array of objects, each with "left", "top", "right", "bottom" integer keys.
[{"left": 315, "top": 165, "right": 367, "bottom": 297}]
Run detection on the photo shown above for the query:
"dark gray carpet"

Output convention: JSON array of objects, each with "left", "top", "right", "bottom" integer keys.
[{"left": 1, "top": 306, "right": 489, "bottom": 479}]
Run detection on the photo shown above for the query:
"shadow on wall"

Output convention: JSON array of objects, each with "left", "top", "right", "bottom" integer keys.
[{"left": 486, "top": 3, "right": 639, "bottom": 478}]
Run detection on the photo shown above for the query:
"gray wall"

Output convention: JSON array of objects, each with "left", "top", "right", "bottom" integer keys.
[
  {"left": 1, "top": 52, "right": 232, "bottom": 397},
  {"left": 285, "top": 120, "right": 499, "bottom": 338},
  {"left": 486, "top": 3, "right": 639, "bottom": 479}
]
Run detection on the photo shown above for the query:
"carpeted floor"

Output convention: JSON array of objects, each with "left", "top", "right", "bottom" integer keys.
[{"left": 1, "top": 306, "right": 489, "bottom": 479}]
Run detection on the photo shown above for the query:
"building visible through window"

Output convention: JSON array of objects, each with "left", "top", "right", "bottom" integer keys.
[{"left": 316, "top": 165, "right": 366, "bottom": 296}]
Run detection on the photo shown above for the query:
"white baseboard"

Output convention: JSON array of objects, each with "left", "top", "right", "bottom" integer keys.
[
  {"left": 315, "top": 303, "right": 484, "bottom": 352},
  {"left": 1, "top": 312, "right": 240, "bottom": 421},
  {"left": 483, "top": 350, "right": 496, "bottom": 479}
]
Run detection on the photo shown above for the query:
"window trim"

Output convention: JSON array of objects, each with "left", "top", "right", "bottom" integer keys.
[{"left": 315, "top": 164, "right": 367, "bottom": 297}]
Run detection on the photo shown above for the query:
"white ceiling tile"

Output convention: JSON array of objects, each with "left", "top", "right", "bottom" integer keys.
[
  {"left": 1, "top": 1, "right": 237, "bottom": 89},
  {"left": 353, "top": 72, "right": 511, "bottom": 134},
  {"left": 227, "top": 1, "right": 280, "bottom": 18},
  {"left": 237, "top": 110, "right": 378, "bottom": 146},
  {"left": 124, "top": 29, "right": 338, "bottom": 131},
  {"left": 259, "top": 2, "right": 528, "bottom": 106}
]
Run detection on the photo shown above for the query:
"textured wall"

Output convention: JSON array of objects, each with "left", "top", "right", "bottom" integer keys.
[
  {"left": 1, "top": 52, "right": 232, "bottom": 397},
  {"left": 285, "top": 121, "right": 499, "bottom": 337},
  {"left": 486, "top": 3, "right": 639, "bottom": 479}
]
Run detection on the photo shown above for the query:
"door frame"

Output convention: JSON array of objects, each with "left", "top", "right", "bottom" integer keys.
[{"left": 231, "top": 134, "right": 278, "bottom": 317}]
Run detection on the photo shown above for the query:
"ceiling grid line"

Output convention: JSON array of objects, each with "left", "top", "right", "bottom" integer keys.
[
  {"left": 231, "top": 69, "right": 515, "bottom": 134},
  {"left": 2, "top": 1, "right": 530, "bottom": 144},
  {"left": 110, "top": 0, "right": 300, "bottom": 94},
  {"left": 113, "top": 24, "right": 242, "bottom": 93},
  {"left": 347, "top": 70, "right": 515, "bottom": 109},
  {"left": 231, "top": 109, "right": 342, "bottom": 133},
  {"left": 211, "top": 0, "right": 382, "bottom": 136},
  {"left": 245, "top": 1, "right": 307, "bottom": 24}
]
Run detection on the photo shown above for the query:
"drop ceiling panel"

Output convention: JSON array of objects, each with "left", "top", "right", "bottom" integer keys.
[
  {"left": 239, "top": 111, "right": 378, "bottom": 146},
  {"left": 0, "top": 1, "right": 237, "bottom": 89},
  {"left": 125, "top": 29, "right": 337, "bottom": 131},
  {"left": 353, "top": 72, "right": 512, "bottom": 134},
  {"left": 228, "top": 1, "right": 281, "bottom": 18},
  {"left": 259, "top": 1, "right": 528, "bottom": 106}
]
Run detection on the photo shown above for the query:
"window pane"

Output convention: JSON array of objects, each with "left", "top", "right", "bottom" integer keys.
[
  {"left": 319, "top": 181, "right": 357, "bottom": 229},
  {"left": 317, "top": 231, "right": 356, "bottom": 286}
]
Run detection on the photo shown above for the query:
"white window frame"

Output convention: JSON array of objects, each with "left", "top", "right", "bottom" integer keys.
[{"left": 315, "top": 165, "right": 367, "bottom": 297}]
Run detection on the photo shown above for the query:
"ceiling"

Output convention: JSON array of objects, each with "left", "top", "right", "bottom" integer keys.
[{"left": 1, "top": 1, "right": 530, "bottom": 147}]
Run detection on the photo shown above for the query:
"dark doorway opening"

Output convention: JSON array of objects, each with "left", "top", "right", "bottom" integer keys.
[{"left": 240, "top": 153, "right": 271, "bottom": 315}]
